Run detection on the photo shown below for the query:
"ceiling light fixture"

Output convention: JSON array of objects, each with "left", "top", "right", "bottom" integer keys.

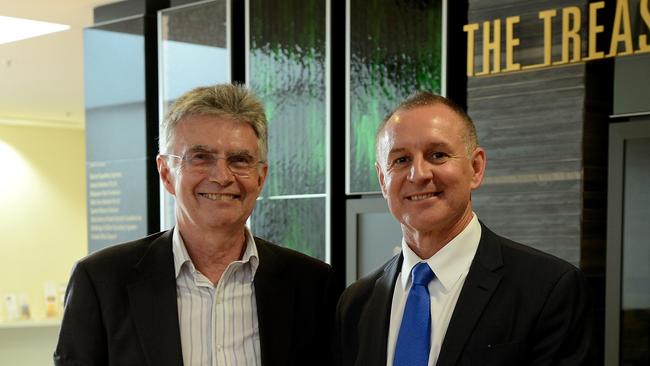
[{"left": 0, "top": 15, "right": 70, "bottom": 45}]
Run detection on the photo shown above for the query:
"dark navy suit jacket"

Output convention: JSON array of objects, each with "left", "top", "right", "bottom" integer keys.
[{"left": 335, "top": 223, "right": 591, "bottom": 366}]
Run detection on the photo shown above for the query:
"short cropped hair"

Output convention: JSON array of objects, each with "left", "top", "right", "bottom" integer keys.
[
  {"left": 375, "top": 92, "right": 478, "bottom": 162},
  {"left": 160, "top": 84, "right": 268, "bottom": 162}
]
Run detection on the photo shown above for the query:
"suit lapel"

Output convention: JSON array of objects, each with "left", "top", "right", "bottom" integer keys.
[
  {"left": 254, "top": 239, "right": 294, "bottom": 366},
  {"left": 436, "top": 224, "right": 504, "bottom": 366},
  {"left": 127, "top": 231, "right": 183, "bottom": 366},
  {"left": 356, "top": 254, "right": 402, "bottom": 366}
]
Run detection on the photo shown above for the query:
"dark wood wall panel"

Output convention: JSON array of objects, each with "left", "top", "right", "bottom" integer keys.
[
  {"left": 466, "top": 0, "right": 590, "bottom": 267},
  {"left": 470, "top": 66, "right": 586, "bottom": 265},
  {"left": 466, "top": 2, "right": 609, "bottom": 360}
]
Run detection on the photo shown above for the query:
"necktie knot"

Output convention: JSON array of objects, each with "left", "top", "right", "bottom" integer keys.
[{"left": 411, "top": 262, "right": 434, "bottom": 286}]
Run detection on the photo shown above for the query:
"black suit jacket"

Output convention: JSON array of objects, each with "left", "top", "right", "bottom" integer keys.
[
  {"left": 335, "top": 223, "right": 591, "bottom": 366},
  {"left": 54, "top": 230, "right": 337, "bottom": 366}
]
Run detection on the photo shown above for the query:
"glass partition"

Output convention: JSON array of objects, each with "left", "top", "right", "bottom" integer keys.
[
  {"left": 346, "top": 0, "right": 445, "bottom": 194},
  {"left": 606, "top": 121, "right": 650, "bottom": 365},
  {"left": 158, "top": 0, "right": 231, "bottom": 229},
  {"left": 620, "top": 136, "right": 650, "bottom": 365},
  {"left": 248, "top": 0, "right": 329, "bottom": 261}
]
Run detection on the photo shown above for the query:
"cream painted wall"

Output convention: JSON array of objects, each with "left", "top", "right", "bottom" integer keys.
[{"left": 0, "top": 124, "right": 87, "bottom": 363}]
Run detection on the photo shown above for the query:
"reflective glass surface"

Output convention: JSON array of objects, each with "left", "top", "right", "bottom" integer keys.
[
  {"left": 621, "top": 137, "right": 650, "bottom": 365},
  {"left": 84, "top": 17, "right": 148, "bottom": 253},
  {"left": 613, "top": 0, "right": 650, "bottom": 116},
  {"left": 159, "top": 0, "right": 230, "bottom": 229}
]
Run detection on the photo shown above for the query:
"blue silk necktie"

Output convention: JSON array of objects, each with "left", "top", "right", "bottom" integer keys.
[{"left": 393, "top": 262, "right": 434, "bottom": 366}]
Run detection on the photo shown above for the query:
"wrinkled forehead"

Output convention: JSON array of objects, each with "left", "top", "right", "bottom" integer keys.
[{"left": 172, "top": 115, "right": 260, "bottom": 152}]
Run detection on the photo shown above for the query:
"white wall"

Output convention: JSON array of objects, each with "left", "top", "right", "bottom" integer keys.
[{"left": 0, "top": 124, "right": 87, "bottom": 364}]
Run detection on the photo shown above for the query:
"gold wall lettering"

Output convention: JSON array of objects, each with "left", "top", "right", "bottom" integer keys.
[{"left": 464, "top": 0, "right": 650, "bottom": 76}]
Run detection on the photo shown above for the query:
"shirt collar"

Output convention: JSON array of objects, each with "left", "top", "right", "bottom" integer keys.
[
  {"left": 399, "top": 213, "right": 481, "bottom": 291},
  {"left": 172, "top": 226, "right": 260, "bottom": 281}
]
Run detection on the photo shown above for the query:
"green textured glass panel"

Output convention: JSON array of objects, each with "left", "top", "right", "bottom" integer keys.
[
  {"left": 251, "top": 197, "right": 326, "bottom": 260},
  {"left": 349, "top": 0, "right": 443, "bottom": 193},
  {"left": 250, "top": 0, "right": 326, "bottom": 196}
]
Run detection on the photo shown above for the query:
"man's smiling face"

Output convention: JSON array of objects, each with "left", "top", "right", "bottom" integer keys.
[
  {"left": 158, "top": 114, "right": 267, "bottom": 232},
  {"left": 375, "top": 103, "right": 485, "bottom": 237}
]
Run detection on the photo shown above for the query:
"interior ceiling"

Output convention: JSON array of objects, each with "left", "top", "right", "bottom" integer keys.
[{"left": 0, "top": 0, "right": 116, "bottom": 129}]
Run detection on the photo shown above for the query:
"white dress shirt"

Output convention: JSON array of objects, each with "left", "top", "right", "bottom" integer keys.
[
  {"left": 172, "top": 227, "right": 261, "bottom": 366},
  {"left": 386, "top": 214, "right": 481, "bottom": 366}
]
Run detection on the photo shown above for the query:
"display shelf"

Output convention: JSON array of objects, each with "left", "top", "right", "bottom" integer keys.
[{"left": 0, "top": 319, "right": 61, "bottom": 329}]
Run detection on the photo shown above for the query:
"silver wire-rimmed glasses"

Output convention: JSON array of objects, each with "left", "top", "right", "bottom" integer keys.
[{"left": 161, "top": 149, "right": 264, "bottom": 177}]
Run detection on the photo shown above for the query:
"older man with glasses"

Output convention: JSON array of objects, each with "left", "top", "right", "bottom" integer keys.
[{"left": 54, "top": 84, "right": 337, "bottom": 366}]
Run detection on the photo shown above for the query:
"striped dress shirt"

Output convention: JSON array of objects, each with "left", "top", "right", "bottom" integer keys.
[{"left": 172, "top": 227, "right": 261, "bottom": 366}]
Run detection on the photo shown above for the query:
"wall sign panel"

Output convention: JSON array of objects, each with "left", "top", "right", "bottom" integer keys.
[{"left": 84, "top": 17, "right": 148, "bottom": 253}]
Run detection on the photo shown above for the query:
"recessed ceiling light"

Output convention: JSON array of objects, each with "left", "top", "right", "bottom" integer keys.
[{"left": 0, "top": 15, "right": 70, "bottom": 45}]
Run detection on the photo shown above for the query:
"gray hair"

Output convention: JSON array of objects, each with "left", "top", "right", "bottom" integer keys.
[
  {"left": 375, "top": 92, "right": 478, "bottom": 162},
  {"left": 160, "top": 84, "right": 268, "bottom": 161}
]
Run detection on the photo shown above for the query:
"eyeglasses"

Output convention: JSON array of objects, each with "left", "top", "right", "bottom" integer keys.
[{"left": 162, "top": 150, "right": 264, "bottom": 177}]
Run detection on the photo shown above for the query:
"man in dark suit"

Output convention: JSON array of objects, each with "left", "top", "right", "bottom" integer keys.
[
  {"left": 335, "top": 92, "right": 591, "bottom": 366},
  {"left": 54, "top": 84, "right": 336, "bottom": 366}
]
